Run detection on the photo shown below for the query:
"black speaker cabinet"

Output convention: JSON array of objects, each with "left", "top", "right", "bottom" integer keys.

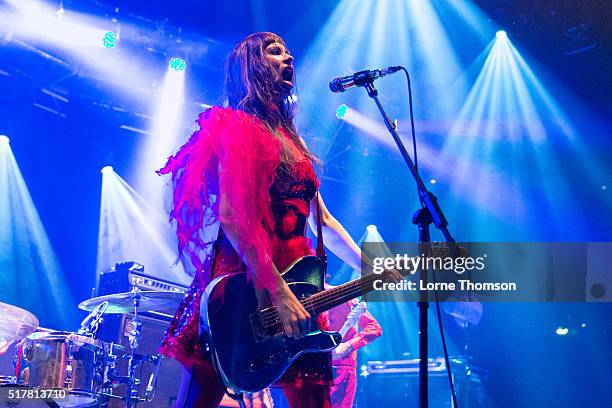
[
  {"left": 357, "top": 369, "right": 488, "bottom": 408},
  {"left": 107, "top": 314, "right": 182, "bottom": 408},
  {"left": 357, "top": 373, "right": 453, "bottom": 408}
]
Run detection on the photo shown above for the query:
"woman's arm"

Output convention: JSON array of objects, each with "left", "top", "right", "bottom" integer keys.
[
  {"left": 308, "top": 192, "right": 403, "bottom": 283},
  {"left": 308, "top": 193, "right": 362, "bottom": 271},
  {"left": 218, "top": 162, "right": 311, "bottom": 339}
]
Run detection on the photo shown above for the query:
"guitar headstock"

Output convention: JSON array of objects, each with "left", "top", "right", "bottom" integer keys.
[{"left": 344, "top": 301, "right": 367, "bottom": 330}]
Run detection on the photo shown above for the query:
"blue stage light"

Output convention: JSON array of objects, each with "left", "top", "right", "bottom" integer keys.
[
  {"left": 102, "top": 31, "right": 118, "bottom": 49},
  {"left": 0, "top": 135, "right": 9, "bottom": 145},
  {"left": 169, "top": 57, "right": 186, "bottom": 71},
  {"left": 336, "top": 104, "right": 349, "bottom": 119},
  {"left": 496, "top": 30, "right": 507, "bottom": 40},
  {"left": 101, "top": 165, "right": 114, "bottom": 175}
]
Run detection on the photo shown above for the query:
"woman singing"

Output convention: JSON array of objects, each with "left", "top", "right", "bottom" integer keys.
[{"left": 158, "top": 32, "right": 362, "bottom": 408}]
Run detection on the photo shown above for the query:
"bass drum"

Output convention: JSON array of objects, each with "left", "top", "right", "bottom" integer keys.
[{"left": 15, "top": 331, "right": 104, "bottom": 407}]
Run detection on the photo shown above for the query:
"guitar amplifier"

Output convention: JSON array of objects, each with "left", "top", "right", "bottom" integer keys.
[
  {"left": 357, "top": 359, "right": 451, "bottom": 408},
  {"left": 357, "top": 359, "right": 487, "bottom": 408},
  {"left": 97, "top": 262, "right": 189, "bottom": 298},
  {"left": 96, "top": 261, "right": 188, "bottom": 342},
  {"left": 107, "top": 314, "right": 183, "bottom": 408}
]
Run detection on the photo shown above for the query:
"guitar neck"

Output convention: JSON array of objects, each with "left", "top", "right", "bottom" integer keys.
[
  {"left": 301, "top": 274, "right": 379, "bottom": 316},
  {"left": 302, "top": 244, "right": 458, "bottom": 315}
]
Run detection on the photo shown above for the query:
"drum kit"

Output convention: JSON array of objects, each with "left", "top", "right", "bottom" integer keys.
[{"left": 0, "top": 288, "right": 184, "bottom": 407}]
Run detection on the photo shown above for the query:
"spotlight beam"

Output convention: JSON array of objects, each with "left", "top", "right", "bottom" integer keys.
[
  {"left": 0, "top": 139, "right": 77, "bottom": 327},
  {"left": 132, "top": 67, "right": 186, "bottom": 204},
  {"left": 97, "top": 170, "right": 189, "bottom": 284}
]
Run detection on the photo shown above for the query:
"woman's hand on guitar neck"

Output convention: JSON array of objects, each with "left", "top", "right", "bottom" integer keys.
[{"left": 271, "top": 283, "right": 312, "bottom": 339}]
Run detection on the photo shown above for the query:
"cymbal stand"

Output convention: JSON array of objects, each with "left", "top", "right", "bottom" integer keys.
[{"left": 125, "top": 289, "right": 143, "bottom": 408}]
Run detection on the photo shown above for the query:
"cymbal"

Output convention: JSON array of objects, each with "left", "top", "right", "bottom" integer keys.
[
  {"left": 78, "top": 290, "right": 185, "bottom": 314},
  {"left": 0, "top": 302, "right": 39, "bottom": 343}
]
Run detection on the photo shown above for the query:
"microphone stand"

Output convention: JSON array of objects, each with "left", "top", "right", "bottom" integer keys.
[{"left": 361, "top": 80, "right": 456, "bottom": 408}]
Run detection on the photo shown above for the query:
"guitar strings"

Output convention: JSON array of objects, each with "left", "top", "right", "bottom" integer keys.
[
  {"left": 258, "top": 290, "right": 366, "bottom": 330},
  {"left": 257, "top": 278, "right": 375, "bottom": 329},
  {"left": 258, "top": 287, "right": 369, "bottom": 330},
  {"left": 256, "top": 246, "right": 455, "bottom": 329},
  {"left": 260, "top": 276, "right": 372, "bottom": 320},
  {"left": 257, "top": 274, "right": 378, "bottom": 326},
  {"left": 258, "top": 285, "right": 366, "bottom": 327}
]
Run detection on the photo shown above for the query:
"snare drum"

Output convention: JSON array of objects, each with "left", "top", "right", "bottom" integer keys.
[{"left": 15, "top": 331, "right": 104, "bottom": 406}]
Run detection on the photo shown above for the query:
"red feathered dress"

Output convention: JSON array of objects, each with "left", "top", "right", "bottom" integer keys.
[{"left": 158, "top": 106, "right": 331, "bottom": 387}]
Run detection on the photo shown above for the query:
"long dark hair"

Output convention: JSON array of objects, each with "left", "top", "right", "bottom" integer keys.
[{"left": 224, "top": 32, "right": 318, "bottom": 164}]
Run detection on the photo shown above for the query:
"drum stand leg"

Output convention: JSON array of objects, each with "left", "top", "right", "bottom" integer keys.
[
  {"left": 125, "top": 353, "right": 140, "bottom": 408},
  {"left": 125, "top": 292, "right": 143, "bottom": 408}
]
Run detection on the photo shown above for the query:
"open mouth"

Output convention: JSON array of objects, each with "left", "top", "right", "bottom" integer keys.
[{"left": 281, "top": 67, "right": 294, "bottom": 83}]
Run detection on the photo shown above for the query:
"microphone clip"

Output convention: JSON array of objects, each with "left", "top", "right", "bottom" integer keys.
[{"left": 78, "top": 301, "right": 109, "bottom": 337}]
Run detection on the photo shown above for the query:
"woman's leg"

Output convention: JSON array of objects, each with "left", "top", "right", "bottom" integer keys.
[
  {"left": 282, "top": 385, "right": 331, "bottom": 408},
  {"left": 175, "top": 361, "right": 226, "bottom": 408}
]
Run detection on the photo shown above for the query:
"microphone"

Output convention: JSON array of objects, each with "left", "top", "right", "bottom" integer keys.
[
  {"left": 78, "top": 301, "right": 109, "bottom": 336},
  {"left": 329, "top": 66, "right": 402, "bottom": 93}
]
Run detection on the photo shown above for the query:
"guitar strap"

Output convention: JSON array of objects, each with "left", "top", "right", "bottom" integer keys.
[{"left": 315, "top": 191, "right": 327, "bottom": 263}]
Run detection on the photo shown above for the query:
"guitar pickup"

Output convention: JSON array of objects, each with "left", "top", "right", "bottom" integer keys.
[{"left": 250, "top": 309, "right": 281, "bottom": 342}]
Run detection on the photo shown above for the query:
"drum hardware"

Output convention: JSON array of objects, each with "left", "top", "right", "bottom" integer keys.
[
  {"left": 10, "top": 331, "right": 146, "bottom": 408},
  {"left": 98, "top": 350, "right": 161, "bottom": 406},
  {"left": 0, "top": 288, "right": 182, "bottom": 407},
  {"left": 78, "top": 301, "right": 109, "bottom": 338},
  {"left": 103, "top": 314, "right": 183, "bottom": 408},
  {"left": 121, "top": 290, "right": 143, "bottom": 408},
  {"left": 78, "top": 288, "right": 182, "bottom": 407},
  {"left": 143, "top": 354, "right": 162, "bottom": 402}
]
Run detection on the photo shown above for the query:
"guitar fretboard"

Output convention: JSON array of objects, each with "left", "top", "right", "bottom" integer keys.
[
  {"left": 300, "top": 244, "right": 456, "bottom": 315},
  {"left": 302, "top": 274, "right": 379, "bottom": 315}
]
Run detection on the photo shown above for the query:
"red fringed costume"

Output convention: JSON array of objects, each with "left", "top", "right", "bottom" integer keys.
[{"left": 158, "top": 106, "right": 331, "bottom": 386}]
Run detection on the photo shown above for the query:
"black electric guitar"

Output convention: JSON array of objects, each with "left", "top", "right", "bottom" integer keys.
[{"left": 201, "top": 255, "right": 400, "bottom": 392}]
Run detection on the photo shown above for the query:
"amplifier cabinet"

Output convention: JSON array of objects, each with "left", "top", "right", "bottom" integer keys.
[
  {"left": 106, "top": 314, "right": 182, "bottom": 408},
  {"left": 356, "top": 368, "right": 487, "bottom": 408},
  {"left": 357, "top": 372, "right": 453, "bottom": 408}
]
